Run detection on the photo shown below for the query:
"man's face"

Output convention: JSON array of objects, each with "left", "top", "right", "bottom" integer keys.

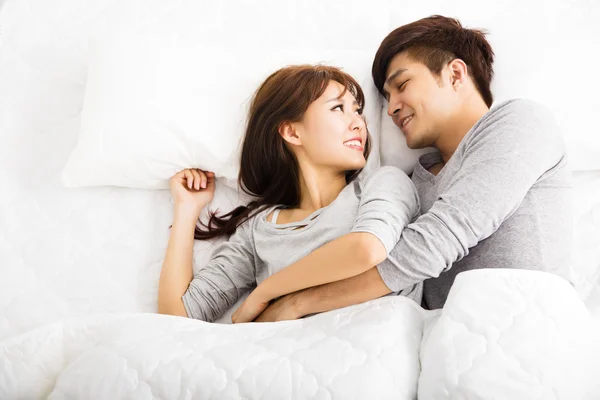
[{"left": 382, "top": 52, "right": 454, "bottom": 149}]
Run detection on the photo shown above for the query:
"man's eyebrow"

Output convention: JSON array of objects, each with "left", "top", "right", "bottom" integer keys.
[{"left": 385, "top": 68, "right": 407, "bottom": 86}]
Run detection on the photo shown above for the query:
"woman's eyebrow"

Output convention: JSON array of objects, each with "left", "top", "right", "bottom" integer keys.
[{"left": 326, "top": 97, "right": 358, "bottom": 106}]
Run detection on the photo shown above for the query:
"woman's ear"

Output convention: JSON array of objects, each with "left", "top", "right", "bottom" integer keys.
[{"left": 278, "top": 122, "right": 302, "bottom": 146}]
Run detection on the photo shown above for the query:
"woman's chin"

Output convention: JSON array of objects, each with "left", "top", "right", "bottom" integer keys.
[{"left": 345, "top": 159, "right": 367, "bottom": 171}]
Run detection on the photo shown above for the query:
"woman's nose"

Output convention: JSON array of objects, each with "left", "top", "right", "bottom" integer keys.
[{"left": 350, "top": 114, "right": 365, "bottom": 131}]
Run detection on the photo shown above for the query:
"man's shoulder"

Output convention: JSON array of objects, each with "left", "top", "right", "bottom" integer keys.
[
  {"left": 489, "top": 98, "right": 554, "bottom": 125},
  {"left": 494, "top": 98, "right": 547, "bottom": 111},
  {"left": 462, "top": 98, "right": 567, "bottom": 170},
  {"left": 470, "top": 98, "right": 563, "bottom": 147}
]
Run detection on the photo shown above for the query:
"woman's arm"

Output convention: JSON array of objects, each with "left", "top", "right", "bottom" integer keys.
[
  {"left": 254, "top": 232, "right": 386, "bottom": 301},
  {"left": 251, "top": 167, "right": 419, "bottom": 305},
  {"left": 158, "top": 169, "right": 258, "bottom": 322},
  {"left": 255, "top": 267, "right": 392, "bottom": 322},
  {"left": 232, "top": 231, "right": 389, "bottom": 323},
  {"left": 158, "top": 168, "right": 214, "bottom": 317},
  {"left": 182, "top": 219, "right": 257, "bottom": 322},
  {"left": 158, "top": 204, "right": 201, "bottom": 317}
]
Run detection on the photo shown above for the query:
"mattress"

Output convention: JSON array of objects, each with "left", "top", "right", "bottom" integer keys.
[{"left": 1, "top": 0, "right": 600, "bottom": 398}]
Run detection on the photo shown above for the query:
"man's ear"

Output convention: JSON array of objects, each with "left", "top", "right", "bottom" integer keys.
[
  {"left": 448, "top": 58, "right": 468, "bottom": 90},
  {"left": 279, "top": 122, "right": 302, "bottom": 146}
]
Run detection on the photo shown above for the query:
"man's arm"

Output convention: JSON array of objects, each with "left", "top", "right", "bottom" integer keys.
[
  {"left": 377, "top": 99, "right": 568, "bottom": 292},
  {"left": 255, "top": 267, "right": 392, "bottom": 322}
]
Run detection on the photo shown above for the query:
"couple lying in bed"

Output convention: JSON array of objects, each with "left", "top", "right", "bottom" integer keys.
[{"left": 158, "top": 15, "right": 572, "bottom": 323}]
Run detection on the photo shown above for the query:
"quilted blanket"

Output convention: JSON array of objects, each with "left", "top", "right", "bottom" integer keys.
[{"left": 2, "top": 269, "right": 599, "bottom": 399}]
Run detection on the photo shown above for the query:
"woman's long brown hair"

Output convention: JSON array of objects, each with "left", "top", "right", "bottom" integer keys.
[{"left": 195, "top": 65, "right": 371, "bottom": 240}]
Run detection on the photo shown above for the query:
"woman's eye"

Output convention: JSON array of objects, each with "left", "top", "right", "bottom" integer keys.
[
  {"left": 354, "top": 108, "right": 363, "bottom": 115},
  {"left": 398, "top": 80, "right": 408, "bottom": 91},
  {"left": 332, "top": 104, "right": 344, "bottom": 112}
]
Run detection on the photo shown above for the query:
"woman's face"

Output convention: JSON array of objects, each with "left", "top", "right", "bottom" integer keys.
[{"left": 292, "top": 81, "right": 368, "bottom": 173}]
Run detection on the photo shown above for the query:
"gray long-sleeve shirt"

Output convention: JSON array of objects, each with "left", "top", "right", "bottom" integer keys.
[
  {"left": 377, "top": 99, "right": 573, "bottom": 309},
  {"left": 182, "top": 166, "right": 421, "bottom": 322}
]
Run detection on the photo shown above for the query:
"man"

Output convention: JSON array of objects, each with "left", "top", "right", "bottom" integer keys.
[{"left": 255, "top": 15, "right": 572, "bottom": 320}]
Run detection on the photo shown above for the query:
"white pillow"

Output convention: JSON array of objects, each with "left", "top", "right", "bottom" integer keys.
[
  {"left": 62, "top": 37, "right": 246, "bottom": 189},
  {"left": 61, "top": 0, "right": 389, "bottom": 189}
]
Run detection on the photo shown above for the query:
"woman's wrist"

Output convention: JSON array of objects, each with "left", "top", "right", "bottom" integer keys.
[
  {"left": 251, "top": 282, "right": 274, "bottom": 303},
  {"left": 174, "top": 201, "right": 205, "bottom": 219}
]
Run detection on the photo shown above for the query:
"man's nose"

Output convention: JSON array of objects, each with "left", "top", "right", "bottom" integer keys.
[{"left": 387, "top": 102, "right": 400, "bottom": 117}]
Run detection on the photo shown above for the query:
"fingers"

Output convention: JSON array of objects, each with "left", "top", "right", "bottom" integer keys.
[
  {"left": 190, "top": 169, "right": 208, "bottom": 190},
  {"left": 173, "top": 168, "right": 215, "bottom": 190},
  {"left": 183, "top": 170, "right": 194, "bottom": 189},
  {"left": 205, "top": 171, "right": 215, "bottom": 189},
  {"left": 190, "top": 169, "right": 201, "bottom": 190},
  {"left": 198, "top": 170, "right": 207, "bottom": 190}
]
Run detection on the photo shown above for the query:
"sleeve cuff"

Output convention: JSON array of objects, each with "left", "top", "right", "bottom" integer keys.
[
  {"left": 350, "top": 226, "right": 395, "bottom": 255},
  {"left": 377, "top": 259, "right": 407, "bottom": 293}
]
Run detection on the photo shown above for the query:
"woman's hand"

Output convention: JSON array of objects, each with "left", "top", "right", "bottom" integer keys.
[
  {"left": 169, "top": 168, "right": 215, "bottom": 215},
  {"left": 231, "top": 292, "right": 270, "bottom": 324}
]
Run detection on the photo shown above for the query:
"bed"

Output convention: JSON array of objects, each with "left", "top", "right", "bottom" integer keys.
[{"left": 1, "top": 0, "right": 599, "bottom": 398}]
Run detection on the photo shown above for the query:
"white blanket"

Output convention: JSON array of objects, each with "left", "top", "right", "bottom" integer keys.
[{"left": 2, "top": 269, "right": 599, "bottom": 399}]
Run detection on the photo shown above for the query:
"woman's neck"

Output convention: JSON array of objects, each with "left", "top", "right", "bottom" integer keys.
[{"left": 296, "top": 165, "right": 347, "bottom": 212}]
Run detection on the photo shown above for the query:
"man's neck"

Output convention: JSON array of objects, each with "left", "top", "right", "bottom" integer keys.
[{"left": 435, "top": 95, "right": 490, "bottom": 164}]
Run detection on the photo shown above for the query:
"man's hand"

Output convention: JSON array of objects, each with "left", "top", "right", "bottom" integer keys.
[
  {"left": 231, "top": 292, "right": 269, "bottom": 324},
  {"left": 253, "top": 268, "right": 391, "bottom": 323},
  {"left": 254, "top": 293, "right": 303, "bottom": 322}
]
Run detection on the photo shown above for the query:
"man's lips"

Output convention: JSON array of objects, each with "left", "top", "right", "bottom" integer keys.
[{"left": 398, "top": 114, "right": 414, "bottom": 129}]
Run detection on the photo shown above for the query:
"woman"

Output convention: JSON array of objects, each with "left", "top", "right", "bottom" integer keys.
[{"left": 158, "top": 65, "right": 421, "bottom": 322}]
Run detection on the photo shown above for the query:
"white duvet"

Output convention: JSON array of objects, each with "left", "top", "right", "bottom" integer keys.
[
  {"left": 2, "top": 0, "right": 600, "bottom": 399},
  {"left": 2, "top": 270, "right": 599, "bottom": 399}
]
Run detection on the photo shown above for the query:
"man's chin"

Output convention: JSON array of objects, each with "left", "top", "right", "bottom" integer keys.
[
  {"left": 404, "top": 134, "right": 426, "bottom": 150},
  {"left": 405, "top": 139, "right": 419, "bottom": 149}
]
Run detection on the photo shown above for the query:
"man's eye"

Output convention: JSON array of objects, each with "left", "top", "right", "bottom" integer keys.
[{"left": 398, "top": 80, "right": 409, "bottom": 91}]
